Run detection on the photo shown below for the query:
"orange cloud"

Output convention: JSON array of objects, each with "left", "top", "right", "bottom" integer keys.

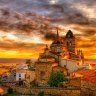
[{"left": 0, "top": 2, "right": 95, "bottom": 59}]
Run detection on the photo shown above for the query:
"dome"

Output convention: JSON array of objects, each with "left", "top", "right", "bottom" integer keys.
[{"left": 51, "top": 40, "right": 63, "bottom": 45}]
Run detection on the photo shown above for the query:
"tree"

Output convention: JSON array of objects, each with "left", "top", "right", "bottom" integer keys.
[
  {"left": 48, "top": 71, "right": 66, "bottom": 87},
  {"left": 8, "top": 88, "right": 13, "bottom": 94},
  {"left": 38, "top": 91, "right": 44, "bottom": 96},
  {"left": 26, "top": 59, "right": 32, "bottom": 64},
  {"left": 25, "top": 59, "right": 32, "bottom": 69}
]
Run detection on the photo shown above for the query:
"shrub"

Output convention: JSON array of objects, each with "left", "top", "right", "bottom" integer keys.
[
  {"left": 48, "top": 71, "right": 67, "bottom": 87},
  {"left": 8, "top": 88, "right": 13, "bottom": 94},
  {"left": 38, "top": 91, "right": 44, "bottom": 96}
]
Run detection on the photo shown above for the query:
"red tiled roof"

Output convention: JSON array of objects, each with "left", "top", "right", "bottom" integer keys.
[
  {"left": 73, "top": 69, "right": 96, "bottom": 76},
  {"left": 90, "top": 64, "right": 96, "bottom": 67},
  {"left": 73, "top": 69, "right": 96, "bottom": 84}
]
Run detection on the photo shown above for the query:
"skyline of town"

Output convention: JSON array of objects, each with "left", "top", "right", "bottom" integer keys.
[{"left": 0, "top": 0, "right": 96, "bottom": 96}]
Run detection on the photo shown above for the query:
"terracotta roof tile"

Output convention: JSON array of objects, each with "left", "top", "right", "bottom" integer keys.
[{"left": 73, "top": 69, "right": 96, "bottom": 84}]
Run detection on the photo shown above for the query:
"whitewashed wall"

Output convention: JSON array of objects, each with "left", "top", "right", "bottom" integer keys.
[
  {"left": 60, "top": 59, "right": 79, "bottom": 73},
  {"left": 16, "top": 72, "right": 26, "bottom": 81}
]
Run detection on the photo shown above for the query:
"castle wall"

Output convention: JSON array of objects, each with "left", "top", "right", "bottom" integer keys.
[{"left": 4, "top": 84, "right": 81, "bottom": 96}]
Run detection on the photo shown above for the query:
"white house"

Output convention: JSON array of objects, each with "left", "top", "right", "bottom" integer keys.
[
  {"left": 7, "top": 62, "right": 35, "bottom": 83},
  {"left": 16, "top": 69, "right": 35, "bottom": 82},
  {"left": 16, "top": 69, "right": 26, "bottom": 81}
]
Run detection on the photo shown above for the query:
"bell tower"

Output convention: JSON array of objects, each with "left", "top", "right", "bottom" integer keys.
[{"left": 65, "top": 30, "right": 75, "bottom": 53}]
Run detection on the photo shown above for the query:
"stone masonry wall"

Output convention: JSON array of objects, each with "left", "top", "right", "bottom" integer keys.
[
  {"left": 35, "top": 63, "right": 52, "bottom": 84},
  {"left": 2, "top": 83, "right": 81, "bottom": 96},
  {"left": 10, "top": 86, "right": 81, "bottom": 96},
  {"left": 81, "top": 80, "right": 96, "bottom": 96}
]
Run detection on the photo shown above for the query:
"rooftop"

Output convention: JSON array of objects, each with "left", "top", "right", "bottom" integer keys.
[{"left": 72, "top": 69, "right": 96, "bottom": 84}]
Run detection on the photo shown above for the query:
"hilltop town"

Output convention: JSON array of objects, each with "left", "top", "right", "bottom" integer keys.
[{"left": 0, "top": 29, "right": 96, "bottom": 96}]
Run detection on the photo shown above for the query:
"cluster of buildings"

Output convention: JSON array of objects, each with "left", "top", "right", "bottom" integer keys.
[
  {"left": 1, "top": 29, "right": 96, "bottom": 95},
  {"left": 35, "top": 29, "right": 89, "bottom": 84},
  {"left": 1, "top": 63, "right": 35, "bottom": 86},
  {"left": 1, "top": 29, "right": 95, "bottom": 82}
]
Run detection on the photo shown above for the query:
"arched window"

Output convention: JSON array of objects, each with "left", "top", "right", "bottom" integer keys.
[
  {"left": 69, "top": 41, "right": 72, "bottom": 46},
  {"left": 68, "top": 34, "right": 70, "bottom": 38},
  {"left": 67, "top": 41, "right": 72, "bottom": 47}
]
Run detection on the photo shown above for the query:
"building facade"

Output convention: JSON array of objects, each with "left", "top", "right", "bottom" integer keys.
[{"left": 35, "top": 29, "right": 84, "bottom": 84}]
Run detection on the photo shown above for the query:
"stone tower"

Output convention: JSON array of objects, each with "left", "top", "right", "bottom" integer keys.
[
  {"left": 50, "top": 27, "right": 62, "bottom": 54},
  {"left": 65, "top": 30, "right": 75, "bottom": 53}
]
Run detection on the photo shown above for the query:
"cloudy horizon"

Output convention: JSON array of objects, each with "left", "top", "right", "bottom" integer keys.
[{"left": 0, "top": 0, "right": 96, "bottom": 59}]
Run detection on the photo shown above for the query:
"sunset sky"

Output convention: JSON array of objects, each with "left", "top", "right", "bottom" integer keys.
[{"left": 0, "top": 0, "right": 96, "bottom": 59}]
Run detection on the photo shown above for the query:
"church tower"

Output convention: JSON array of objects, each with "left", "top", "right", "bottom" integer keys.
[
  {"left": 50, "top": 27, "right": 62, "bottom": 54},
  {"left": 65, "top": 30, "right": 75, "bottom": 53}
]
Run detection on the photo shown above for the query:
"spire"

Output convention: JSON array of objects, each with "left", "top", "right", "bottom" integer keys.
[{"left": 57, "top": 27, "right": 59, "bottom": 40}]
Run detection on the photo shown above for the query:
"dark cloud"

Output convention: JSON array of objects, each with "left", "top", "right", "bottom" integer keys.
[
  {"left": 44, "top": 32, "right": 56, "bottom": 41},
  {"left": 0, "top": 0, "right": 96, "bottom": 58},
  {"left": 0, "top": 39, "right": 44, "bottom": 51},
  {"left": 82, "top": 30, "right": 96, "bottom": 36},
  {"left": 0, "top": 0, "right": 95, "bottom": 34}
]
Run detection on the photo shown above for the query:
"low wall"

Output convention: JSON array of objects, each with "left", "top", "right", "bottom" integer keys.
[
  {"left": 2, "top": 83, "right": 81, "bottom": 96},
  {"left": 12, "top": 86, "right": 80, "bottom": 96}
]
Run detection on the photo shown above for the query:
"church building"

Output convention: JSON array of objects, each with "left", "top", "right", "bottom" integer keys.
[{"left": 35, "top": 28, "right": 84, "bottom": 85}]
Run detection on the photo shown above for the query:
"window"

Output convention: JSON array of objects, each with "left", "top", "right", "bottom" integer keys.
[
  {"left": 14, "top": 74, "right": 16, "bottom": 77},
  {"left": 69, "top": 42, "right": 72, "bottom": 46},
  {"left": 19, "top": 78, "right": 21, "bottom": 81},
  {"left": 19, "top": 74, "right": 21, "bottom": 77},
  {"left": 40, "top": 71, "right": 45, "bottom": 80},
  {"left": 64, "top": 65, "right": 66, "bottom": 68}
]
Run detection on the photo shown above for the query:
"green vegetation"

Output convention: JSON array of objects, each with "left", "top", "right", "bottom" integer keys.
[
  {"left": 5, "top": 94, "right": 16, "bottom": 96},
  {"left": 26, "top": 59, "right": 32, "bottom": 69},
  {"left": 0, "top": 76, "right": 2, "bottom": 80},
  {"left": 5, "top": 93, "right": 36, "bottom": 96},
  {"left": 26, "top": 59, "right": 34, "bottom": 70},
  {"left": 8, "top": 88, "right": 13, "bottom": 94},
  {"left": 30, "top": 80, "right": 38, "bottom": 87},
  {"left": 38, "top": 91, "right": 44, "bottom": 96},
  {"left": 48, "top": 71, "right": 67, "bottom": 87},
  {"left": 4, "top": 88, "right": 17, "bottom": 96},
  {"left": 5, "top": 94, "right": 50, "bottom": 96}
]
